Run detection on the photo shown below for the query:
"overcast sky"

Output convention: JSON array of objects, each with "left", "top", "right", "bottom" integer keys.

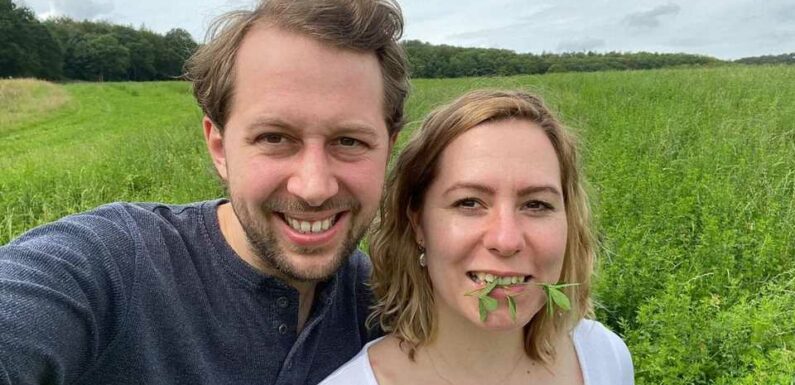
[{"left": 19, "top": 0, "right": 795, "bottom": 60}]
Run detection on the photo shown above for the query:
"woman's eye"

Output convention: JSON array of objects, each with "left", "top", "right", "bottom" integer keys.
[
  {"left": 455, "top": 199, "right": 481, "bottom": 208},
  {"left": 524, "top": 200, "right": 553, "bottom": 211}
]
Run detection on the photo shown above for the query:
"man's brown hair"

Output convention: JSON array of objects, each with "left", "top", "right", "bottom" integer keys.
[{"left": 186, "top": 0, "right": 409, "bottom": 136}]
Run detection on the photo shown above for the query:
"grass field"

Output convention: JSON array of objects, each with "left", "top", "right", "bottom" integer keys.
[{"left": 2, "top": 66, "right": 794, "bottom": 384}]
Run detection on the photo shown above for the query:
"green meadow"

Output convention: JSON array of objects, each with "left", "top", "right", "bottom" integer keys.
[{"left": 2, "top": 66, "right": 794, "bottom": 384}]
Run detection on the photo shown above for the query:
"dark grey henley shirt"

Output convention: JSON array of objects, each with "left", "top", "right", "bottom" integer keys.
[{"left": 0, "top": 200, "right": 376, "bottom": 385}]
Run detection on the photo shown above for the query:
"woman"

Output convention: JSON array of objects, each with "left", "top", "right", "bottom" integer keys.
[{"left": 322, "top": 90, "right": 634, "bottom": 384}]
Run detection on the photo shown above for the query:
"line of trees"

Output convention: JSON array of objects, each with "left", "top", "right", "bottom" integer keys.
[
  {"left": 0, "top": 0, "right": 197, "bottom": 81},
  {"left": 402, "top": 40, "right": 727, "bottom": 78},
  {"left": 2, "top": 0, "right": 793, "bottom": 82},
  {"left": 735, "top": 53, "right": 795, "bottom": 65}
]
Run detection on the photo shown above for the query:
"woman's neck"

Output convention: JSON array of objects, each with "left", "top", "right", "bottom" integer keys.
[{"left": 415, "top": 303, "right": 531, "bottom": 384}]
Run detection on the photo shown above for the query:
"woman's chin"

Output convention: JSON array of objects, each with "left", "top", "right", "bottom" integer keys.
[{"left": 470, "top": 312, "right": 533, "bottom": 331}]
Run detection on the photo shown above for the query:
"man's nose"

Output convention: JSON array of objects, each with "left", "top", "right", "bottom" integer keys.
[
  {"left": 482, "top": 209, "right": 525, "bottom": 257},
  {"left": 286, "top": 144, "right": 339, "bottom": 207}
]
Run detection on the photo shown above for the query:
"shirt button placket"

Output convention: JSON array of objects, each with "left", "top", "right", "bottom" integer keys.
[{"left": 276, "top": 297, "right": 290, "bottom": 335}]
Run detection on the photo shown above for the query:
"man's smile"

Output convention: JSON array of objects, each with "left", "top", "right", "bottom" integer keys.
[
  {"left": 274, "top": 210, "right": 351, "bottom": 248},
  {"left": 281, "top": 213, "right": 339, "bottom": 234}
]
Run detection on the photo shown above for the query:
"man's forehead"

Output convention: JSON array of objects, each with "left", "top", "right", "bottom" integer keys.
[{"left": 226, "top": 25, "right": 388, "bottom": 133}]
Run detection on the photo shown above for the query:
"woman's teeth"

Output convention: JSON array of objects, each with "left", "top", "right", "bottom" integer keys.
[
  {"left": 285, "top": 215, "right": 335, "bottom": 234},
  {"left": 468, "top": 272, "right": 527, "bottom": 285}
]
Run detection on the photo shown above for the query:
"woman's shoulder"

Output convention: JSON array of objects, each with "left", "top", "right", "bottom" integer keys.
[
  {"left": 572, "top": 319, "right": 635, "bottom": 385},
  {"left": 319, "top": 337, "right": 384, "bottom": 385},
  {"left": 572, "top": 319, "right": 628, "bottom": 351}
]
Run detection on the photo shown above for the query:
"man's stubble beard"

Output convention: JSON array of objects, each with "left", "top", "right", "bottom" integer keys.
[{"left": 230, "top": 195, "right": 370, "bottom": 283}]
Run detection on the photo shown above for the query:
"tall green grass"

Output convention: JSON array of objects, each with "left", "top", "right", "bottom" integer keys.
[
  {"left": 1, "top": 81, "right": 223, "bottom": 242},
  {"left": 0, "top": 78, "right": 70, "bottom": 128},
  {"left": 1, "top": 66, "right": 793, "bottom": 384}
]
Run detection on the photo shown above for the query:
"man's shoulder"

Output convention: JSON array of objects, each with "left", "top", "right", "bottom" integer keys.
[
  {"left": 5, "top": 199, "right": 220, "bottom": 268},
  {"left": 337, "top": 248, "right": 373, "bottom": 284},
  {"left": 20, "top": 200, "right": 213, "bottom": 230},
  {"left": 67, "top": 199, "right": 220, "bottom": 236},
  {"left": 348, "top": 248, "right": 373, "bottom": 270},
  {"left": 91, "top": 200, "right": 216, "bottom": 223}
]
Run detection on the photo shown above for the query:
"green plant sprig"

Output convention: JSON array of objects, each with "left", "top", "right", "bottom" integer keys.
[
  {"left": 465, "top": 281, "right": 579, "bottom": 322},
  {"left": 538, "top": 282, "right": 579, "bottom": 317}
]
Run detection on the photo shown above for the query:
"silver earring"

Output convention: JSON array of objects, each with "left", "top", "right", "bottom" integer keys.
[{"left": 418, "top": 247, "right": 427, "bottom": 267}]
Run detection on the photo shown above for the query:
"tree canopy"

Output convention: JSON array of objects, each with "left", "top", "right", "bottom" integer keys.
[
  {"left": 1, "top": 0, "right": 791, "bottom": 81},
  {"left": 0, "top": 0, "right": 63, "bottom": 79},
  {"left": 1, "top": 0, "right": 197, "bottom": 81},
  {"left": 402, "top": 40, "right": 729, "bottom": 78}
]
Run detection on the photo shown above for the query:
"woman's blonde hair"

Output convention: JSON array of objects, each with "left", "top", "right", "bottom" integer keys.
[{"left": 369, "top": 89, "right": 595, "bottom": 363}]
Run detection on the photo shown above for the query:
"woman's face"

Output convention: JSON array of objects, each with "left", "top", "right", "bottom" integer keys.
[{"left": 413, "top": 119, "right": 568, "bottom": 330}]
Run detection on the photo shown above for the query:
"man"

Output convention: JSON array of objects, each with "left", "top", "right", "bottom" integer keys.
[{"left": 0, "top": 0, "right": 409, "bottom": 384}]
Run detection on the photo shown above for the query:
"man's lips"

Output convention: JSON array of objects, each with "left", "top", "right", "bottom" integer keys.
[
  {"left": 280, "top": 212, "right": 343, "bottom": 234},
  {"left": 275, "top": 211, "right": 349, "bottom": 247}
]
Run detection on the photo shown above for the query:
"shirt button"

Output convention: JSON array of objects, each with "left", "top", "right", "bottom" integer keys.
[
  {"left": 278, "top": 323, "right": 288, "bottom": 335},
  {"left": 277, "top": 297, "right": 289, "bottom": 308},
  {"left": 325, "top": 297, "right": 332, "bottom": 305}
]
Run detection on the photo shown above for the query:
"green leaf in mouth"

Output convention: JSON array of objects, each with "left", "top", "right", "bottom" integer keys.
[
  {"left": 465, "top": 280, "right": 579, "bottom": 323},
  {"left": 479, "top": 298, "right": 488, "bottom": 322},
  {"left": 507, "top": 295, "right": 517, "bottom": 322},
  {"left": 481, "top": 294, "right": 498, "bottom": 312},
  {"left": 538, "top": 282, "right": 579, "bottom": 317}
]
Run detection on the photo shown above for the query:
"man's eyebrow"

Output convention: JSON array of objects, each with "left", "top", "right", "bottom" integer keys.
[
  {"left": 245, "top": 117, "right": 380, "bottom": 139},
  {"left": 443, "top": 183, "right": 562, "bottom": 197},
  {"left": 335, "top": 124, "right": 380, "bottom": 140},
  {"left": 246, "top": 116, "right": 293, "bottom": 131}
]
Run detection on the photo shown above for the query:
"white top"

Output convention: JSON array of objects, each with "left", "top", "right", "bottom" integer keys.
[{"left": 320, "top": 319, "right": 634, "bottom": 385}]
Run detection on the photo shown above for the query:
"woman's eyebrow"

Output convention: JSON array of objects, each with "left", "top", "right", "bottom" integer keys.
[
  {"left": 517, "top": 185, "right": 562, "bottom": 197},
  {"left": 443, "top": 183, "right": 562, "bottom": 198},
  {"left": 443, "top": 182, "right": 495, "bottom": 197}
]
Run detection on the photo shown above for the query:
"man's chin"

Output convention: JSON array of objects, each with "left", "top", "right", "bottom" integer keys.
[
  {"left": 277, "top": 251, "right": 347, "bottom": 282},
  {"left": 256, "top": 235, "right": 359, "bottom": 282},
  {"left": 236, "top": 202, "right": 365, "bottom": 283}
]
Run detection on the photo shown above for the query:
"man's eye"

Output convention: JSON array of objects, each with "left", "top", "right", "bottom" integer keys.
[
  {"left": 338, "top": 137, "right": 361, "bottom": 147},
  {"left": 261, "top": 133, "right": 285, "bottom": 144}
]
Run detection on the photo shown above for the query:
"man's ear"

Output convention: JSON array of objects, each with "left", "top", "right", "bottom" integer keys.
[
  {"left": 203, "top": 116, "right": 228, "bottom": 181},
  {"left": 388, "top": 131, "right": 399, "bottom": 154}
]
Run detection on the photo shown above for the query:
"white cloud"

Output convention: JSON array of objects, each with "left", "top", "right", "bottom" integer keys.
[
  {"left": 557, "top": 38, "right": 606, "bottom": 52},
  {"left": 623, "top": 3, "right": 681, "bottom": 29},
  {"left": 48, "top": 0, "right": 114, "bottom": 20},
  {"left": 16, "top": 0, "right": 795, "bottom": 59}
]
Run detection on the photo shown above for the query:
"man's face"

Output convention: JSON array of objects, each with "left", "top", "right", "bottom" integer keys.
[{"left": 205, "top": 25, "right": 392, "bottom": 282}]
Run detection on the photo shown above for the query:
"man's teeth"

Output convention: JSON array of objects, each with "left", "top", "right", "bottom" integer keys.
[
  {"left": 286, "top": 215, "right": 335, "bottom": 234},
  {"left": 471, "top": 272, "right": 526, "bottom": 285}
]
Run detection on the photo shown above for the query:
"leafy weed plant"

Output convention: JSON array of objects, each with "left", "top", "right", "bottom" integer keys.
[{"left": 466, "top": 282, "right": 578, "bottom": 322}]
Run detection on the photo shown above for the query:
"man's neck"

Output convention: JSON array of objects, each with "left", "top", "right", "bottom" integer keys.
[
  {"left": 295, "top": 283, "right": 316, "bottom": 332},
  {"left": 216, "top": 202, "right": 318, "bottom": 331}
]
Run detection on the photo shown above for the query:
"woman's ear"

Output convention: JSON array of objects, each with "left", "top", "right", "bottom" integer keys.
[{"left": 408, "top": 207, "right": 424, "bottom": 247}]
